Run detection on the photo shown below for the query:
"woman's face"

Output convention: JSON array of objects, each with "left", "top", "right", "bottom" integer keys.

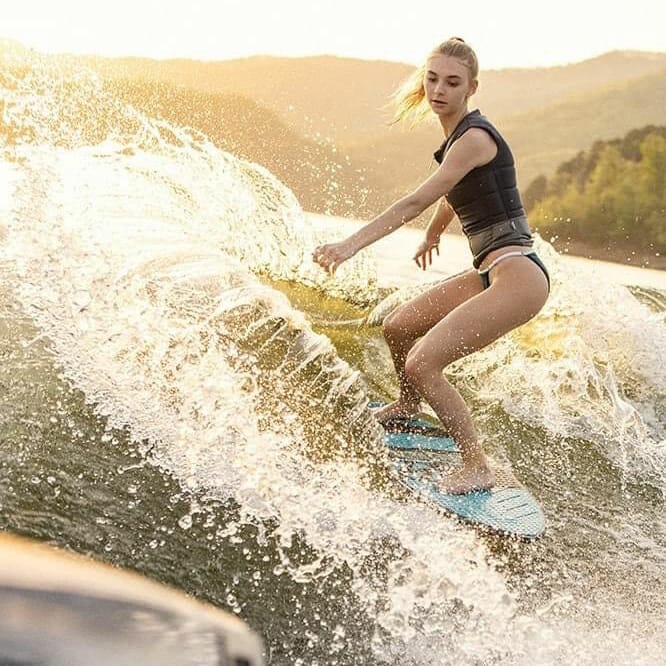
[{"left": 423, "top": 54, "right": 477, "bottom": 116}]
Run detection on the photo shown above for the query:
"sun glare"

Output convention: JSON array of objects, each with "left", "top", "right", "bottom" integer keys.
[{"left": 0, "top": 0, "right": 663, "bottom": 68}]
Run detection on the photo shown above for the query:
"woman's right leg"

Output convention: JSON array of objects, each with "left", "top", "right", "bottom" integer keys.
[{"left": 374, "top": 269, "right": 484, "bottom": 422}]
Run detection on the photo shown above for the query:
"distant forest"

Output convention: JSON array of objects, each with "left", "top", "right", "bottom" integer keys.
[{"left": 525, "top": 126, "right": 666, "bottom": 259}]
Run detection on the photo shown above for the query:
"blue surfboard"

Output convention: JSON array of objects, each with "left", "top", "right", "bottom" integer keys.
[{"left": 372, "top": 404, "right": 545, "bottom": 539}]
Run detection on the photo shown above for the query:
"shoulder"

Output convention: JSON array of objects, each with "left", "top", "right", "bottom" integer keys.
[
  {"left": 448, "top": 127, "right": 498, "bottom": 166},
  {"left": 455, "top": 127, "right": 497, "bottom": 150},
  {"left": 450, "top": 111, "right": 502, "bottom": 150},
  {"left": 462, "top": 111, "right": 503, "bottom": 141}
]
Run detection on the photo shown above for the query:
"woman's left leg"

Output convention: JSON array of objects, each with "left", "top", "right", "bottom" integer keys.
[{"left": 403, "top": 257, "right": 549, "bottom": 493}]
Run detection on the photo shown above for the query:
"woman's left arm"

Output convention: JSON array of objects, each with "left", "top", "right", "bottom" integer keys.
[{"left": 313, "top": 128, "right": 496, "bottom": 273}]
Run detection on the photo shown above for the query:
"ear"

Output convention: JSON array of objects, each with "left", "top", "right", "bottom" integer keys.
[{"left": 467, "top": 78, "right": 479, "bottom": 98}]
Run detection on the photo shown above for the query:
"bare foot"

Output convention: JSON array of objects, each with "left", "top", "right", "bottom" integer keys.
[
  {"left": 372, "top": 399, "right": 421, "bottom": 424},
  {"left": 439, "top": 464, "right": 495, "bottom": 495}
]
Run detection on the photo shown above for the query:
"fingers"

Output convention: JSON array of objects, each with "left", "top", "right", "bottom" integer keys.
[
  {"left": 413, "top": 251, "right": 427, "bottom": 271},
  {"left": 427, "top": 245, "right": 439, "bottom": 267},
  {"left": 312, "top": 245, "right": 325, "bottom": 266},
  {"left": 412, "top": 242, "right": 439, "bottom": 271},
  {"left": 312, "top": 244, "right": 338, "bottom": 274}
]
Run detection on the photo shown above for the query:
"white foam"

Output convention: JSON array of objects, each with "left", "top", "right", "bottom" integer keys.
[{"left": 2, "top": 136, "right": 526, "bottom": 661}]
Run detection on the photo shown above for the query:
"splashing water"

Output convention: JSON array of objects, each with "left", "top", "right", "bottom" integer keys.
[
  {"left": 3, "top": 40, "right": 666, "bottom": 665},
  {"left": 455, "top": 241, "right": 666, "bottom": 491},
  {"left": 0, "top": 43, "right": 563, "bottom": 664}
]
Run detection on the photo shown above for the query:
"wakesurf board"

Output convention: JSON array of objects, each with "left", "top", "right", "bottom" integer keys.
[{"left": 373, "top": 404, "right": 546, "bottom": 539}]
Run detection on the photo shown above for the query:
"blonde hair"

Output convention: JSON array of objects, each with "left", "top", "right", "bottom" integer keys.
[{"left": 391, "top": 37, "right": 479, "bottom": 125}]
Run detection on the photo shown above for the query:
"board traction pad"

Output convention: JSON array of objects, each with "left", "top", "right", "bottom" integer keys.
[{"left": 372, "top": 404, "right": 545, "bottom": 538}]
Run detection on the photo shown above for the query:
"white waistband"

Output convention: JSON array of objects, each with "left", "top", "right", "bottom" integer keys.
[{"left": 478, "top": 249, "right": 534, "bottom": 274}]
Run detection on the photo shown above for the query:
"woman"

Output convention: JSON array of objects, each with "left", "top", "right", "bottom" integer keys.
[{"left": 312, "top": 38, "right": 550, "bottom": 494}]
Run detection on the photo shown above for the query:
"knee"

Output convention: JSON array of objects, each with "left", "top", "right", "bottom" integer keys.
[
  {"left": 403, "top": 353, "right": 425, "bottom": 388},
  {"left": 404, "top": 346, "right": 442, "bottom": 389},
  {"left": 404, "top": 341, "right": 462, "bottom": 388}
]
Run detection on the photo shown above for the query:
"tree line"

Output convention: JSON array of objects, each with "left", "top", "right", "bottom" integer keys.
[{"left": 524, "top": 126, "right": 666, "bottom": 253}]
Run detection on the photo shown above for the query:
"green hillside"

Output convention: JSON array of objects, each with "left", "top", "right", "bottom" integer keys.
[
  {"left": 502, "top": 69, "right": 666, "bottom": 187},
  {"left": 526, "top": 126, "right": 666, "bottom": 264}
]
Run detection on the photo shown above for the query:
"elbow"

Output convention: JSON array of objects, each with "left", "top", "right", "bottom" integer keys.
[
  {"left": 401, "top": 194, "right": 430, "bottom": 222},
  {"left": 401, "top": 193, "right": 429, "bottom": 224}
]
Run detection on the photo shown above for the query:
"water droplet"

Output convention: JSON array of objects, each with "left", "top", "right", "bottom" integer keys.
[{"left": 178, "top": 514, "right": 193, "bottom": 530}]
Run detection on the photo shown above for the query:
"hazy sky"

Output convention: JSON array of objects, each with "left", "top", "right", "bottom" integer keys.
[{"left": 1, "top": 0, "right": 664, "bottom": 69}]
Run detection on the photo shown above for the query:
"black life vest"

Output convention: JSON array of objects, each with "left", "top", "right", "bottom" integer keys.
[{"left": 433, "top": 109, "right": 526, "bottom": 236}]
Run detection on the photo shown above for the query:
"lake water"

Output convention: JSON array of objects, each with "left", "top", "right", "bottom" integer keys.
[{"left": 1, "top": 43, "right": 665, "bottom": 665}]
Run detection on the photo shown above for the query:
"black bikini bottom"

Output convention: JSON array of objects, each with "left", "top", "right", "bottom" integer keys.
[{"left": 478, "top": 251, "right": 550, "bottom": 291}]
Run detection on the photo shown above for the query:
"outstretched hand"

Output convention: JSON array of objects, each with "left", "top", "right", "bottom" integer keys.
[
  {"left": 312, "top": 240, "right": 356, "bottom": 274},
  {"left": 413, "top": 238, "right": 440, "bottom": 270}
]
